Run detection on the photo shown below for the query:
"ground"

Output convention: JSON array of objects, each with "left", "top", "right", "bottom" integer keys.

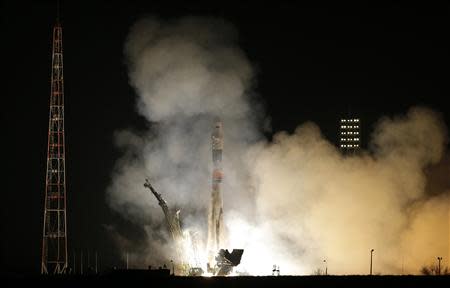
[{"left": 2, "top": 272, "right": 449, "bottom": 288}]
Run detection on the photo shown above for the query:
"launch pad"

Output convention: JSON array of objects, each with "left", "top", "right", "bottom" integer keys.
[{"left": 207, "top": 249, "right": 244, "bottom": 276}]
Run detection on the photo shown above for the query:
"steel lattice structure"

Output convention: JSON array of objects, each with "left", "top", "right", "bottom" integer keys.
[{"left": 41, "top": 20, "right": 68, "bottom": 274}]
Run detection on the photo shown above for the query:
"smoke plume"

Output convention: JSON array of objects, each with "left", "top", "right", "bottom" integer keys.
[{"left": 107, "top": 16, "right": 449, "bottom": 275}]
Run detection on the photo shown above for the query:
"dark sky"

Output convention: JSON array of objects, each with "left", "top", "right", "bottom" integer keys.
[{"left": 3, "top": 0, "right": 449, "bottom": 274}]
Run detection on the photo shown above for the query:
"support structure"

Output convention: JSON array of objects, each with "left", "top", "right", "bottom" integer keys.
[
  {"left": 41, "top": 19, "right": 68, "bottom": 274},
  {"left": 144, "top": 179, "right": 188, "bottom": 275}
]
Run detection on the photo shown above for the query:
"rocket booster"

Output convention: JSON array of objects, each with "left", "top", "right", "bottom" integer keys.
[
  {"left": 211, "top": 119, "right": 223, "bottom": 189},
  {"left": 212, "top": 120, "right": 223, "bottom": 167},
  {"left": 207, "top": 119, "right": 224, "bottom": 268}
]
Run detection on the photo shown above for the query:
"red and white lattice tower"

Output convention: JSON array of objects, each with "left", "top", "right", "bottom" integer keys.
[{"left": 41, "top": 18, "right": 68, "bottom": 274}]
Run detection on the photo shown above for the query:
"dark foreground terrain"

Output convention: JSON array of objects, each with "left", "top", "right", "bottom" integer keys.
[{"left": 2, "top": 270, "right": 449, "bottom": 288}]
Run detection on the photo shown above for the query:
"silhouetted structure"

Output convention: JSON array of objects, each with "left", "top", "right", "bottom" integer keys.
[{"left": 41, "top": 16, "right": 68, "bottom": 274}]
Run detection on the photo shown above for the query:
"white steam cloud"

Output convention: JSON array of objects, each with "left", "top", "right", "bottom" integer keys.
[{"left": 107, "top": 16, "right": 449, "bottom": 275}]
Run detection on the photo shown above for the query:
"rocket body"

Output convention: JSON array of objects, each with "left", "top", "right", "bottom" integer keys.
[
  {"left": 212, "top": 121, "right": 223, "bottom": 166},
  {"left": 207, "top": 119, "right": 224, "bottom": 268}
]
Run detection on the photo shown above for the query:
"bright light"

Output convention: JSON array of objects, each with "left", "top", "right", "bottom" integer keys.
[{"left": 223, "top": 215, "right": 305, "bottom": 276}]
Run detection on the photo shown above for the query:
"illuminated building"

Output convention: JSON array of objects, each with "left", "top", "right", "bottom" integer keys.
[{"left": 339, "top": 118, "right": 361, "bottom": 154}]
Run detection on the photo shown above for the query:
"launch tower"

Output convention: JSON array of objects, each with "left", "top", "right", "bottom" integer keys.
[{"left": 41, "top": 18, "right": 68, "bottom": 274}]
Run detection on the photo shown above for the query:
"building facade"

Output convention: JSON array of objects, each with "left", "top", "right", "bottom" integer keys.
[{"left": 339, "top": 118, "right": 361, "bottom": 154}]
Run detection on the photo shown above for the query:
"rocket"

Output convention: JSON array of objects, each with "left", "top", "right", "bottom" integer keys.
[
  {"left": 211, "top": 120, "right": 223, "bottom": 170},
  {"left": 207, "top": 118, "right": 224, "bottom": 269}
]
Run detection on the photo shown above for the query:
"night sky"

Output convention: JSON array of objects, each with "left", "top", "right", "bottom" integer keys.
[{"left": 3, "top": 1, "right": 450, "bottom": 274}]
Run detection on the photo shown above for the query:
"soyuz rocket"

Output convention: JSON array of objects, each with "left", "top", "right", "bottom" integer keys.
[{"left": 207, "top": 118, "right": 224, "bottom": 268}]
